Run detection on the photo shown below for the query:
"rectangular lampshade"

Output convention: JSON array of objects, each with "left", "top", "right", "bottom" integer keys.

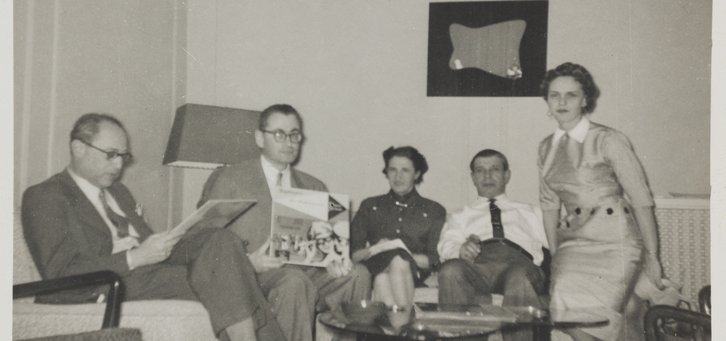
[{"left": 163, "top": 104, "right": 261, "bottom": 169}]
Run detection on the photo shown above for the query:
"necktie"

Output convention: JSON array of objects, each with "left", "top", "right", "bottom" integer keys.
[
  {"left": 276, "top": 172, "right": 283, "bottom": 187},
  {"left": 99, "top": 190, "right": 129, "bottom": 238},
  {"left": 555, "top": 133, "right": 580, "bottom": 167},
  {"left": 489, "top": 199, "right": 504, "bottom": 238}
]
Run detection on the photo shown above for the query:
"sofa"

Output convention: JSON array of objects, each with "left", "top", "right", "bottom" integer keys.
[
  {"left": 14, "top": 197, "right": 709, "bottom": 341},
  {"left": 12, "top": 212, "right": 218, "bottom": 341}
]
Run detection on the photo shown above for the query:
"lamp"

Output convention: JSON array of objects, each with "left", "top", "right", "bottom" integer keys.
[{"left": 163, "top": 104, "right": 261, "bottom": 169}]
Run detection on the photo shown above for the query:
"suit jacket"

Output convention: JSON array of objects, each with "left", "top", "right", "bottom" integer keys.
[
  {"left": 21, "top": 169, "right": 153, "bottom": 302},
  {"left": 198, "top": 157, "right": 327, "bottom": 253}
]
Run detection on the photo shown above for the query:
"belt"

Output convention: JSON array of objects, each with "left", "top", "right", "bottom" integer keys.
[{"left": 479, "top": 238, "right": 533, "bottom": 261}]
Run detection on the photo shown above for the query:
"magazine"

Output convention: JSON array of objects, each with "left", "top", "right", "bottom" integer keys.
[
  {"left": 270, "top": 187, "right": 350, "bottom": 267},
  {"left": 168, "top": 199, "right": 256, "bottom": 237}
]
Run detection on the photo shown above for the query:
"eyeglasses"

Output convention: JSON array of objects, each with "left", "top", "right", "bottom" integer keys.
[
  {"left": 79, "top": 139, "right": 133, "bottom": 162},
  {"left": 261, "top": 129, "right": 304, "bottom": 143}
]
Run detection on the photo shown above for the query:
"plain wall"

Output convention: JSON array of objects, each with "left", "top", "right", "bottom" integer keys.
[
  {"left": 14, "top": 0, "right": 187, "bottom": 231},
  {"left": 14, "top": 0, "right": 712, "bottom": 226},
  {"left": 179, "top": 0, "right": 711, "bottom": 215}
]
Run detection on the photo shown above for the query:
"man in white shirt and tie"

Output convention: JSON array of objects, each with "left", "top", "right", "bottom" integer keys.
[{"left": 437, "top": 149, "right": 549, "bottom": 341}]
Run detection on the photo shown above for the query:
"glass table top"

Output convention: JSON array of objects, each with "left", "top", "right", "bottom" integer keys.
[{"left": 319, "top": 303, "right": 609, "bottom": 340}]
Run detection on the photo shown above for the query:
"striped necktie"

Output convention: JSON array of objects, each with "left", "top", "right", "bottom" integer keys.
[{"left": 99, "top": 190, "right": 129, "bottom": 238}]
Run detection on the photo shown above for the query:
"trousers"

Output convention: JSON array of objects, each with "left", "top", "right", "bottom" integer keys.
[
  {"left": 123, "top": 228, "right": 285, "bottom": 340},
  {"left": 438, "top": 243, "right": 546, "bottom": 341}
]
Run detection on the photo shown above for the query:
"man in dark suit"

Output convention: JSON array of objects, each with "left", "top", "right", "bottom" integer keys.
[
  {"left": 199, "top": 104, "right": 371, "bottom": 341},
  {"left": 21, "top": 113, "right": 288, "bottom": 341}
]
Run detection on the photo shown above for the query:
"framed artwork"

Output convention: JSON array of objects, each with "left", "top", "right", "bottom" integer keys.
[{"left": 427, "top": 1, "right": 548, "bottom": 97}]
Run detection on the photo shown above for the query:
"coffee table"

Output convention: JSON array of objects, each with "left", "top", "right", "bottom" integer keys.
[{"left": 318, "top": 304, "right": 608, "bottom": 340}]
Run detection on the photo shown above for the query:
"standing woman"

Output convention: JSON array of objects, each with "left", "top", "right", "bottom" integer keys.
[
  {"left": 538, "top": 63, "right": 663, "bottom": 340},
  {"left": 350, "top": 146, "right": 446, "bottom": 309}
]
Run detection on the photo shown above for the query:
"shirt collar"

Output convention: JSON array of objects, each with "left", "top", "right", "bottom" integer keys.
[
  {"left": 472, "top": 193, "right": 508, "bottom": 208},
  {"left": 261, "top": 154, "right": 290, "bottom": 178},
  {"left": 67, "top": 167, "right": 103, "bottom": 200},
  {"left": 553, "top": 116, "right": 590, "bottom": 144},
  {"left": 387, "top": 188, "right": 420, "bottom": 204}
]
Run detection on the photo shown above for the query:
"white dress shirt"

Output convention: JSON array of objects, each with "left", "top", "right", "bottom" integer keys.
[
  {"left": 437, "top": 194, "right": 549, "bottom": 265},
  {"left": 261, "top": 155, "right": 291, "bottom": 193},
  {"left": 67, "top": 168, "right": 140, "bottom": 255}
]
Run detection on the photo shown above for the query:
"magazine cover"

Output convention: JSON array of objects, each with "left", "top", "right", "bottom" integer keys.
[{"left": 270, "top": 187, "right": 350, "bottom": 267}]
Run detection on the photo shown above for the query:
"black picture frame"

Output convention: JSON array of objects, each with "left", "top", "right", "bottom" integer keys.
[{"left": 427, "top": 1, "right": 548, "bottom": 97}]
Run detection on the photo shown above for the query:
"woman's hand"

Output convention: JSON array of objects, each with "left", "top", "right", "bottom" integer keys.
[
  {"left": 351, "top": 248, "right": 371, "bottom": 263},
  {"left": 643, "top": 252, "right": 664, "bottom": 290},
  {"left": 411, "top": 253, "right": 429, "bottom": 269}
]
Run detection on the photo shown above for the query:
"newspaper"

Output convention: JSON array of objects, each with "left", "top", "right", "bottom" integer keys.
[{"left": 169, "top": 199, "right": 256, "bottom": 237}]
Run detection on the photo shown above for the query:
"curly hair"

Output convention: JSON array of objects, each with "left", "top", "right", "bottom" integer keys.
[
  {"left": 381, "top": 146, "right": 428, "bottom": 184},
  {"left": 540, "top": 62, "right": 600, "bottom": 114}
]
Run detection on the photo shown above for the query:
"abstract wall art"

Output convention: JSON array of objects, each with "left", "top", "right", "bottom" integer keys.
[{"left": 427, "top": 1, "right": 548, "bottom": 97}]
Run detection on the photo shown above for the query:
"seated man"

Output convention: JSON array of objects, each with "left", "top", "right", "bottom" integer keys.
[
  {"left": 21, "top": 113, "right": 291, "bottom": 341},
  {"left": 437, "top": 149, "right": 549, "bottom": 341},
  {"left": 199, "top": 104, "right": 371, "bottom": 341}
]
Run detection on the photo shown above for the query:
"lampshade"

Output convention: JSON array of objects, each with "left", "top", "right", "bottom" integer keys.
[{"left": 163, "top": 104, "right": 261, "bottom": 169}]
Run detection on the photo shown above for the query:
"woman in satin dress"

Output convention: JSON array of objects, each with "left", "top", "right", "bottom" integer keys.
[{"left": 537, "top": 63, "right": 664, "bottom": 341}]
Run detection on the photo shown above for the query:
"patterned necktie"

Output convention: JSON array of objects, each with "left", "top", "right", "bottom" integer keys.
[
  {"left": 276, "top": 172, "right": 283, "bottom": 187},
  {"left": 489, "top": 199, "right": 504, "bottom": 238},
  {"left": 99, "top": 190, "right": 129, "bottom": 238}
]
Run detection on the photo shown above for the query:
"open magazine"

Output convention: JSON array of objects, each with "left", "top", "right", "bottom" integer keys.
[
  {"left": 270, "top": 187, "right": 351, "bottom": 268},
  {"left": 168, "top": 199, "right": 256, "bottom": 237}
]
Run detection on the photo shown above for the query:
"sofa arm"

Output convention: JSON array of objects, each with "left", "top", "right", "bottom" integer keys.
[{"left": 13, "top": 271, "right": 124, "bottom": 329}]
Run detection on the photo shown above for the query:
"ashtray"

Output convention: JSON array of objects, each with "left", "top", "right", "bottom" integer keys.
[{"left": 342, "top": 300, "right": 387, "bottom": 325}]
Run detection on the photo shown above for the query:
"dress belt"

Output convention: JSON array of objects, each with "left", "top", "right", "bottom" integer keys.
[{"left": 479, "top": 238, "right": 533, "bottom": 261}]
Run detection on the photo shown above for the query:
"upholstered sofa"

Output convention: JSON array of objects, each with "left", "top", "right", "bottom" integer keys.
[
  {"left": 12, "top": 212, "right": 218, "bottom": 341},
  {"left": 15, "top": 197, "right": 709, "bottom": 341}
]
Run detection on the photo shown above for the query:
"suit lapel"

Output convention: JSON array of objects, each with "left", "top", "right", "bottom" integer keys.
[
  {"left": 58, "top": 170, "right": 114, "bottom": 248},
  {"left": 290, "top": 168, "right": 302, "bottom": 189},
  {"left": 107, "top": 184, "right": 152, "bottom": 239}
]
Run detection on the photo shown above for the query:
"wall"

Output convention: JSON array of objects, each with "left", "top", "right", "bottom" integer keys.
[
  {"left": 13, "top": 0, "right": 712, "bottom": 225},
  {"left": 14, "top": 0, "right": 187, "bottom": 231},
  {"left": 180, "top": 0, "right": 711, "bottom": 215}
]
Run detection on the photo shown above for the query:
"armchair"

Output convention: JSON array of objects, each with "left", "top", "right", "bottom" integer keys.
[{"left": 644, "top": 305, "right": 711, "bottom": 341}]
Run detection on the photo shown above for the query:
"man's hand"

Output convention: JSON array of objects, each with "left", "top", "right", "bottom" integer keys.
[
  {"left": 248, "top": 239, "right": 283, "bottom": 273},
  {"left": 459, "top": 234, "right": 481, "bottom": 262},
  {"left": 128, "top": 232, "right": 182, "bottom": 268},
  {"left": 326, "top": 258, "right": 352, "bottom": 279}
]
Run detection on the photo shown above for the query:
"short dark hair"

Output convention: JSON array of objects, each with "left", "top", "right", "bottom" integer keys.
[
  {"left": 70, "top": 113, "right": 126, "bottom": 143},
  {"left": 382, "top": 146, "right": 428, "bottom": 184},
  {"left": 469, "top": 149, "right": 509, "bottom": 172},
  {"left": 258, "top": 104, "right": 303, "bottom": 131},
  {"left": 540, "top": 62, "right": 600, "bottom": 114}
]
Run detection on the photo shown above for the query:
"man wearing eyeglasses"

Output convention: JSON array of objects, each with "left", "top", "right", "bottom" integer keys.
[
  {"left": 21, "top": 113, "right": 287, "bottom": 341},
  {"left": 199, "top": 104, "right": 371, "bottom": 341}
]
